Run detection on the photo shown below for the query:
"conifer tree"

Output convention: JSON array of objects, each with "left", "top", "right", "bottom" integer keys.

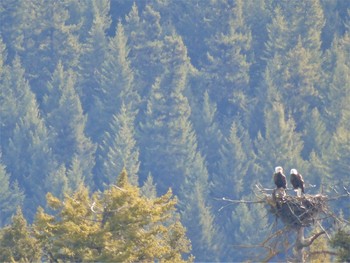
[
  {"left": 91, "top": 21, "right": 139, "bottom": 142},
  {"left": 322, "top": 32, "right": 350, "bottom": 191},
  {"left": 323, "top": 32, "right": 350, "bottom": 131},
  {"left": 139, "top": 33, "right": 217, "bottom": 261},
  {"left": 78, "top": 0, "right": 111, "bottom": 115},
  {"left": 0, "top": 0, "right": 18, "bottom": 61},
  {"left": 1, "top": 57, "right": 55, "bottom": 220},
  {"left": 264, "top": 6, "right": 290, "bottom": 60},
  {"left": 213, "top": 118, "right": 252, "bottom": 200},
  {"left": 209, "top": 119, "right": 255, "bottom": 261},
  {"left": 140, "top": 173, "right": 157, "bottom": 199},
  {"left": 180, "top": 153, "right": 218, "bottom": 262},
  {"left": 0, "top": 154, "right": 24, "bottom": 226},
  {"left": 43, "top": 62, "right": 96, "bottom": 188},
  {"left": 124, "top": 3, "right": 166, "bottom": 98},
  {"left": 254, "top": 100, "right": 307, "bottom": 188},
  {"left": 330, "top": 228, "right": 350, "bottom": 262},
  {"left": 139, "top": 34, "right": 197, "bottom": 194},
  {"left": 34, "top": 169, "right": 193, "bottom": 262},
  {"left": 231, "top": 202, "right": 270, "bottom": 261},
  {"left": 192, "top": 91, "right": 223, "bottom": 177},
  {"left": 205, "top": 0, "right": 252, "bottom": 126},
  {"left": 0, "top": 37, "right": 6, "bottom": 72},
  {"left": 97, "top": 102, "right": 140, "bottom": 188},
  {"left": 8, "top": 0, "right": 82, "bottom": 102},
  {"left": 264, "top": 1, "right": 325, "bottom": 131},
  {"left": 0, "top": 208, "right": 41, "bottom": 262},
  {"left": 302, "top": 108, "right": 330, "bottom": 159}
]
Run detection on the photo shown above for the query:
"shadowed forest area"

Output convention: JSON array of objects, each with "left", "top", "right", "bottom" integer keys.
[{"left": 0, "top": 0, "right": 349, "bottom": 262}]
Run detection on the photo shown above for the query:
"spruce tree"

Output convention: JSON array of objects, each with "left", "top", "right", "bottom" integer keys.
[
  {"left": 204, "top": 0, "right": 252, "bottom": 127},
  {"left": 323, "top": 32, "right": 350, "bottom": 131},
  {"left": 210, "top": 119, "right": 255, "bottom": 261},
  {"left": 91, "top": 21, "right": 139, "bottom": 142},
  {"left": 98, "top": 102, "right": 140, "bottom": 188},
  {"left": 9, "top": 0, "right": 82, "bottom": 102},
  {"left": 322, "top": 32, "right": 350, "bottom": 193},
  {"left": 264, "top": 6, "right": 290, "bottom": 60},
  {"left": 0, "top": 208, "right": 41, "bottom": 262},
  {"left": 78, "top": 0, "right": 111, "bottom": 116},
  {"left": 192, "top": 91, "right": 223, "bottom": 178},
  {"left": 264, "top": 1, "right": 325, "bottom": 131},
  {"left": 139, "top": 33, "right": 217, "bottom": 261},
  {"left": 1, "top": 57, "right": 54, "bottom": 220},
  {"left": 43, "top": 62, "right": 96, "bottom": 188},
  {"left": 140, "top": 173, "right": 157, "bottom": 199},
  {"left": 33, "top": 169, "right": 193, "bottom": 262},
  {"left": 254, "top": 99, "right": 307, "bottom": 188},
  {"left": 0, "top": 154, "right": 24, "bottom": 226},
  {"left": 124, "top": 3, "right": 165, "bottom": 98}
]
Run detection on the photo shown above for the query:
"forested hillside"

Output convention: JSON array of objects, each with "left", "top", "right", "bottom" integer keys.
[{"left": 0, "top": 0, "right": 349, "bottom": 261}]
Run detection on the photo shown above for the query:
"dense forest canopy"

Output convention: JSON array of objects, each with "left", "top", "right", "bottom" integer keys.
[{"left": 0, "top": 0, "right": 349, "bottom": 261}]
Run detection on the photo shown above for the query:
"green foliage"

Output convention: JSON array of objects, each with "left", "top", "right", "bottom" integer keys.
[
  {"left": 43, "top": 62, "right": 96, "bottom": 189},
  {"left": 98, "top": 102, "right": 140, "bottom": 188},
  {"left": 330, "top": 229, "right": 350, "bottom": 262},
  {"left": 205, "top": 0, "right": 252, "bottom": 125},
  {"left": 1, "top": 1, "right": 349, "bottom": 262},
  {"left": 1, "top": 57, "right": 54, "bottom": 220},
  {"left": 0, "top": 156, "right": 24, "bottom": 226},
  {"left": 34, "top": 169, "right": 192, "bottom": 262},
  {"left": 77, "top": 0, "right": 111, "bottom": 113},
  {"left": 308, "top": 226, "right": 332, "bottom": 263},
  {"left": 0, "top": 208, "right": 41, "bottom": 262}
]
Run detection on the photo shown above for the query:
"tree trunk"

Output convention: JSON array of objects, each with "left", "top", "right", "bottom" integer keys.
[
  {"left": 294, "top": 227, "right": 306, "bottom": 263},
  {"left": 293, "top": 227, "right": 326, "bottom": 262}
]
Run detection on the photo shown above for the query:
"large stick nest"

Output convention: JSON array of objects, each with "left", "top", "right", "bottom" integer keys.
[{"left": 266, "top": 188, "right": 328, "bottom": 229}]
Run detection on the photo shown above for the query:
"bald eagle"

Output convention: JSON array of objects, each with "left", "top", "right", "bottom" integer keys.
[
  {"left": 290, "top": 169, "right": 305, "bottom": 196},
  {"left": 273, "top": 166, "right": 287, "bottom": 189}
]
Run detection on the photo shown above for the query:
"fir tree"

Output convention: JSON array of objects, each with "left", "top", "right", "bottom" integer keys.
[
  {"left": 0, "top": 154, "right": 24, "bottom": 226},
  {"left": 0, "top": 208, "right": 41, "bottom": 262},
  {"left": 205, "top": 0, "right": 252, "bottom": 127},
  {"left": 254, "top": 100, "right": 307, "bottom": 188},
  {"left": 34, "top": 169, "right": 193, "bottom": 262},
  {"left": 78, "top": 0, "right": 111, "bottom": 115},
  {"left": 97, "top": 102, "right": 140, "bottom": 188},
  {"left": 1, "top": 57, "right": 54, "bottom": 220},
  {"left": 330, "top": 228, "right": 350, "bottom": 262},
  {"left": 91, "top": 21, "right": 139, "bottom": 142},
  {"left": 124, "top": 3, "right": 165, "bottom": 98},
  {"left": 140, "top": 173, "right": 157, "bottom": 199},
  {"left": 9, "top": 0, "right": 82, "bottom": 102},
  {"left": 139, "top": 33, "right": 217, "bottom": 261},
  {"left": 43, "top": 62, "right": 96, "bottom": 188},
  {"left": 192, "top": 91, "right": 223, "bottom": 178}
]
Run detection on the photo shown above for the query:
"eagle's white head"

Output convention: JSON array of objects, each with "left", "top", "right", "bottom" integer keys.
[
  {"left": 275, "top": 166, "right": 283, "bottom": 173},
  {"left": 290, "top": 169, "right": 298, "bottom": 175}
]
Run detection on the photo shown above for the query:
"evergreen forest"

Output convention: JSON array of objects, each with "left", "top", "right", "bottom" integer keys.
[{"left": 0, "top": 0, "right": 349, "bottom": 262}]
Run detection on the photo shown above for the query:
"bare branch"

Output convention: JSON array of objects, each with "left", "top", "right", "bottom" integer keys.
[
  {"left": 302, "top": 231, "right": 326, "bottom": 247},
  {"left": 111, "top": 185, "right": 126, "bottom": 192},
  {"left": 307, "top": 250, "right": 339, "bottom": 257},
  {"left": 317, "top": 222, "right": 331, "bottom": 240},
  {"left": 215, "top": 196, "right": 265, "bottom": 204}
]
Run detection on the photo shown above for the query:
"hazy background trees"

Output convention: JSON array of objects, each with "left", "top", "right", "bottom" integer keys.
[{"left": 0, "top": 0, "right": 349, "bottom": 261}]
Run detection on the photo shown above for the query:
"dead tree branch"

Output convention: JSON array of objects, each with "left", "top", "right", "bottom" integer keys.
[{"left": 215, "top": 183, "right": 350, "bottom": 263}]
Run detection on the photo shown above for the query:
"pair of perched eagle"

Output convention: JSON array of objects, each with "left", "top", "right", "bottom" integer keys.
[{"left": 273, "top": 166, "right": 305, "bottom": 196}]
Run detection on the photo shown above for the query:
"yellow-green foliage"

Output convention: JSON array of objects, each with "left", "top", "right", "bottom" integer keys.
[
  {"left": 308, "top": 227, "right": 331, "bottom": 263},
  {"left": 0, "top": 208, "right": 41, "bottom": 262},
  {"left": 34, "top": 169, "right": 192, "bottom": 262}
]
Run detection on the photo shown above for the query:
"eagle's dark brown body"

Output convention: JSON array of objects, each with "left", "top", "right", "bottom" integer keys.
[
  {"left": 290, "top": 172, "right": 305, "bottom": 193},
  {"left": 274, "top": 172, "right": 287, "bottom": 189}
]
